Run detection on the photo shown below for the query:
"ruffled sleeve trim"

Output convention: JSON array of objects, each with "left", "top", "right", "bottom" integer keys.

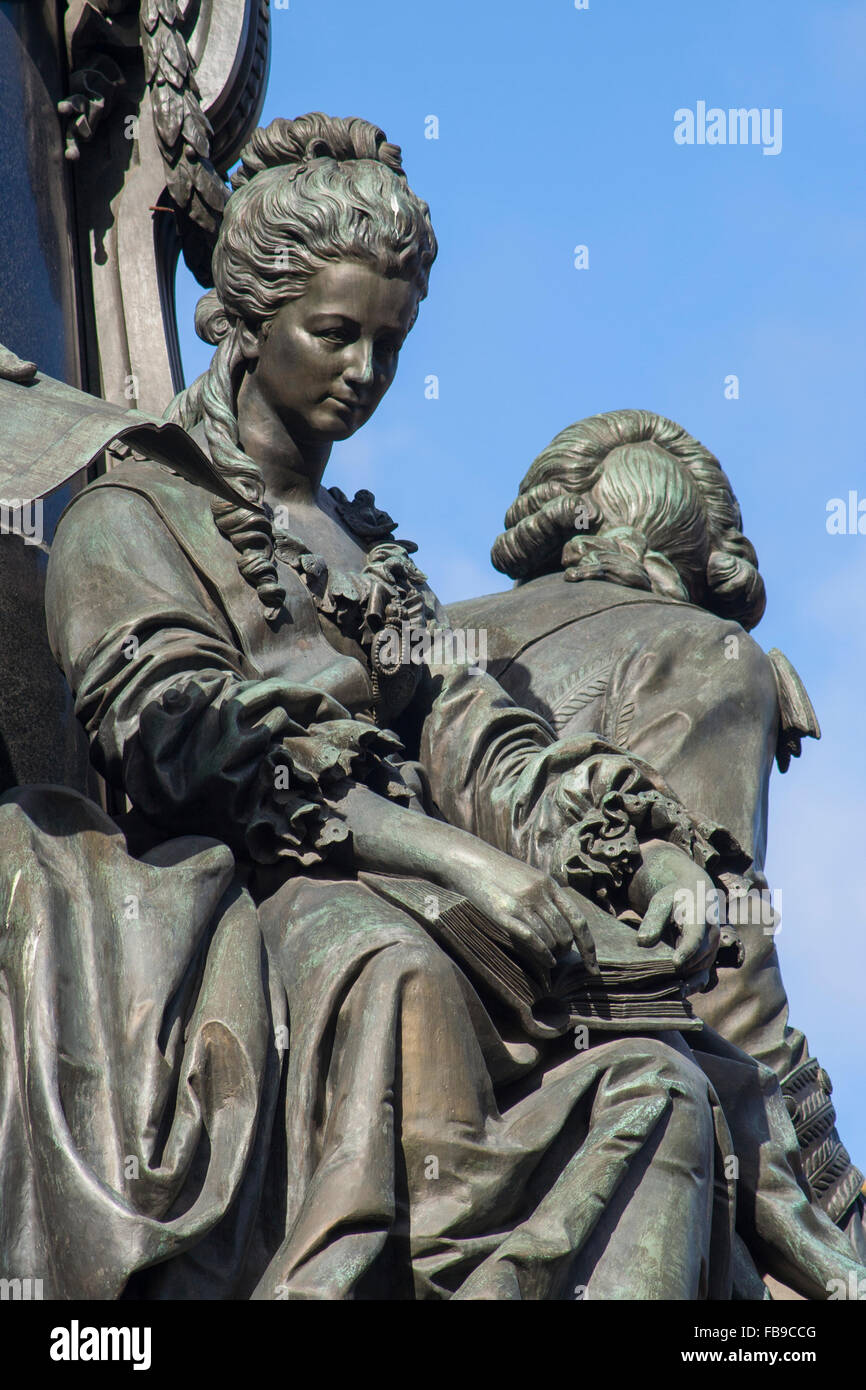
[{"left": 133, "top": 674, "right": 412, "bottom": 869}]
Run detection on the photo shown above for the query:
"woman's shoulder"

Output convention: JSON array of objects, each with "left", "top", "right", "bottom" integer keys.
[
  {"left": 45, "top": 453, "right": 246, "bottom": 652},
  {"left": 55, "top": 452, "right": 231, "bottom": 571},
  {"left": 69, "top": 448, "right": 217, "bottom": 517}
]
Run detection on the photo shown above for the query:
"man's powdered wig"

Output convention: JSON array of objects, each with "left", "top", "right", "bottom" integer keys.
[{"left": 491, "top": 409, "right": 766, "bottom": 630}]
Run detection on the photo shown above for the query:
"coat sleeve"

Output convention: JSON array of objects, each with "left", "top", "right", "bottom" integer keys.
[{"left": 413, "top": 652, "right": 749, "bottom": 907}]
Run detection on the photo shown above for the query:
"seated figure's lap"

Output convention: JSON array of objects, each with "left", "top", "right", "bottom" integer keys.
[{"left": 260, "top": 870, "right": 716, "bottom": 1125}]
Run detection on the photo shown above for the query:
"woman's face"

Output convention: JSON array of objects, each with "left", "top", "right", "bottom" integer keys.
[{"left": 249, "top": 259, "right": 420, "bottom": 444}]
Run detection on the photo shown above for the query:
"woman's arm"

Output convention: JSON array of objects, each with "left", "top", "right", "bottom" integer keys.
[
  {"left": 331, "top": 782, "right": 598, "bottom": 974},
  {"left": 46, "top": 484, "right": 407, "bottom": 869},
  {"left": 407, "top": 650, "right": 744, "bottom": 981},
  {"left": 46, "top": 481, "right": 597, "bottom": 972}
]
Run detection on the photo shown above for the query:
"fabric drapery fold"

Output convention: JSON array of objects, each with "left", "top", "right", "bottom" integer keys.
[{"left": 0, "top": 786, "right": 277, "bottom": 1300}]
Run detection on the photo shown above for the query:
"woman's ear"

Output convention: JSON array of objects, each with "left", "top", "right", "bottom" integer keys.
[{"left": 237, "top": 322, "right": 267, "bottom": 360}]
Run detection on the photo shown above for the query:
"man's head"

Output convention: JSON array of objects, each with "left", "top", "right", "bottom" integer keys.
[{"left": 491, "top": 409, "right": 766, "bottom": 630}]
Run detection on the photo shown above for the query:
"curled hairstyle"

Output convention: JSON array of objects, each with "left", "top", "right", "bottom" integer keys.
[
  {"left": 491, "top": 409, "right": 766, "bottom": 630},
  {"left": 166, "top": 114, "right": 438, "bottom": 613}
]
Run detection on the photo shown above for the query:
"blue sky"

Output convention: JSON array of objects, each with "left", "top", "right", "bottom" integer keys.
[{"left": 177, "top": 1, "right": 866, "bottom": 1162}]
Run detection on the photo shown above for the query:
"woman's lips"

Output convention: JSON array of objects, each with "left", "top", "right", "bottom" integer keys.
[{"left": 328, "top": 393, "right": 363, "bottom": 412}]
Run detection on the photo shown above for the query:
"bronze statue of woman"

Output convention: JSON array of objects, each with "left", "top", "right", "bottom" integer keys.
[{"left": 1, "top": 115, "right": 862, "bottom": 1300}]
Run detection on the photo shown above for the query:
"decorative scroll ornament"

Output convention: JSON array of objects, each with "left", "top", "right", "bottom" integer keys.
[
  {"left": 57, "top": 2, "right": 270, "bottom": 289},
  {"left": 58, "top": 51, "right": 126, "bottom": 160},
  {"left": 139, "top": 0, "right": 228, "bottom": 284}
]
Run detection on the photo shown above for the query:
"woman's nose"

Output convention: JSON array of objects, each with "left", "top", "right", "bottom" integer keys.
[{"left": 342, "top": 339, "right": 375, "bottom": 388}]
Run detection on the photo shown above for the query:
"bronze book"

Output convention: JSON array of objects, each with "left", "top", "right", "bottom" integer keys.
[{"left": 358, "top": 873, "right": 705, "bottom": 1040}]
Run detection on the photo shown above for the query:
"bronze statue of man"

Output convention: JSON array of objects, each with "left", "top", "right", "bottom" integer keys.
[{"left": 450, "top": 408, "right": 865, "bottom": 1248}]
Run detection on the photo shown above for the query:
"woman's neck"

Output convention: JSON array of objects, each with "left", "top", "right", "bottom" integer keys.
[{"left": 236, "top": 368, "right": 331, "bottom": 510}]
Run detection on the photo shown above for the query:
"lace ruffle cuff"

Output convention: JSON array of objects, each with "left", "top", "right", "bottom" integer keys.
[
  {"left": 507, "top": 739, "right": 751, "bottom": 912},
  {"left": 249, "top": 715, "right": 411, "bottom": 866},
  {"left": 134, "top": 674, "right": 413, "bottom": 869}
]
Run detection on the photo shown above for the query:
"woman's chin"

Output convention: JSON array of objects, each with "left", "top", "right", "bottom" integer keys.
[
  {"left": 325, "top": 411, "right": 367, "bottom": 442},
  {"left": 301, "top": 400, "right": 356, "bottom": 438},
  {"left": 329, "top": 420, "right": 358, "bottom": 441}
]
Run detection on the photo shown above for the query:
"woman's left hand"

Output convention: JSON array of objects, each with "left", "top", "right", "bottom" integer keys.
[{"left": 628, "top": 839, "right": 721, "bottom": 988}]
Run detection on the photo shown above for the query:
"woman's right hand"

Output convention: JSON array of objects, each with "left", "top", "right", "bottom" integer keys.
[
  {"left": 333, "top": 783, "right": 597, "bottom": 977},
  {"left": 440, "top": 839, "right": 599, "bottom": 978}
]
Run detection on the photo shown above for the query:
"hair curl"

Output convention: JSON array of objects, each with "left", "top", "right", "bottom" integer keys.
[
  {"left": 166, "top": 114, "right": 438, "bottom": 614},
  {"left": 490, "top": 409, "right": 766, "bottom": 630}
]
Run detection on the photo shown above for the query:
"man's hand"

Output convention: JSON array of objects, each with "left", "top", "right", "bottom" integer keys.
[{"left": 628, "top": 839, "right": 721, "bottom": 989}]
